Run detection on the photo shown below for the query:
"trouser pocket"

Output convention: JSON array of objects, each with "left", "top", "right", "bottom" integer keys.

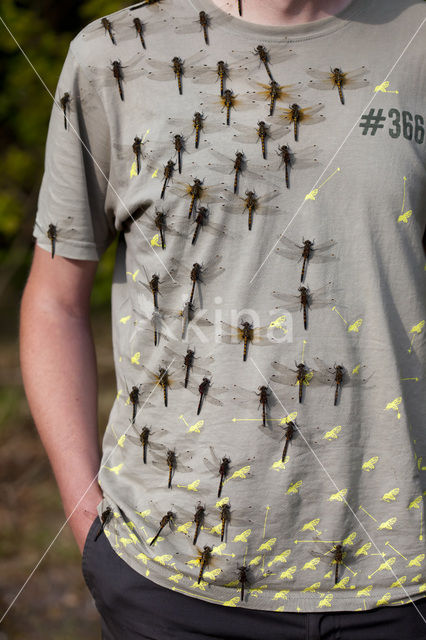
[{"left": 81, "top": 514, "right": 101, "bottom": 589}]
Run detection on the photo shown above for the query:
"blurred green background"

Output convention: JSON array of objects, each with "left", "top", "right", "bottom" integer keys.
[{"left": 0, "top": 1, "right": 127, "bottom": 637}]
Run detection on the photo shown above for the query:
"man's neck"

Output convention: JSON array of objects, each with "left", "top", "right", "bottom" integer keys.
[{"left": 209, "top": 0, "right": 355, "bottom": 26}]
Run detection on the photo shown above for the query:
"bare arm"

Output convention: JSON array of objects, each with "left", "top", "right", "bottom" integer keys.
[{"left": 19, "top": 244, "right": 103, "bottom": 553}]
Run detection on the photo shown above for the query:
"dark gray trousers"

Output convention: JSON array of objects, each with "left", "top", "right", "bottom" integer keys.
[{"left": 82, "top": 515, "right": 426, "bottom": 640}]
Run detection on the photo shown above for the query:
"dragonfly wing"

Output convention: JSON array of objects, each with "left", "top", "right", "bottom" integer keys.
[
  {"left": 299, "top": 104, "right": 325, "bottom": 125},
  {"left": 311, "top": 239, "right": 337, "bottom": 254},
  {"left": 306, "top": 68, "right": 333, "bottom": 81},
  {"left": 268, "top": 124, "right": 291, "bottom": 140},
  {"left": 144, "top": 58, "right": 176, "bottom": 80},
  {"left": 309, "top": 282, "right": 333, "bottom": 297},
  {"left": 174, "top": 19, "right": 203, "bottom": 35},
  {"left": 258, "top": 189, "right": 280, "bottom": 204},
  {"left": 203, "top": 457, "right": 218, "bottom": 474},
  {"left": 268, "top": 45, "right": 295, "bottom": 64},
  {"left": 278, "top": 235, "right": 303, "bottom": 252},
  {"left": 185, "top": 51, "right": 206, "bottom": 67},
  {"left": 191, "top": 362, "right": 213, "bottom": 376},
  {"left": 232, "top": 123, "right": 260, "bottom": 144},
  {"left": 231, "top": 384, "right": 255, "bottom": 401},
  {"left": 308, "top": 80, "right": 335, "bottom": 90},
  {"left": 201, "top": 187, "right": 226, "bottom": 204},
  {"left": 168, "top": 182, "right": 190, "bottom": 198},
  {"left": 190, "top": 66, "right": 220, "bottom": 83},
  {"left": 273, "top": 292, "right": 301, "bottom": 311},
  {"left": 292, "top": 145, "right": 321, "bottom": 168},
  {"left": 208, "top": 444, "right": 221, "bottom": 466},
  {"left": 204, "top": 394, "right": 224, "bottom": 406},
  {"left": 341, "top": 79, "right": 370, "bottom": 89}
]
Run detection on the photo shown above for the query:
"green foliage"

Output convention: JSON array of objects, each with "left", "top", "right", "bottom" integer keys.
[{"left": 0, "top": 0, "right": 128, "bottom": 306}]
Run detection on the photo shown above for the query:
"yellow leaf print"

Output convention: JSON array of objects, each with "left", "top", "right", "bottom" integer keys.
[
  {"left": 348, "top": 318, "right": 363, "bottom": 332},
  {"left": 233, "top": 529, "right": 251, "bottom": 543},
  {"left": 378, "top": 517, "right": 397, "bottom": 530},
  {"left": 362, "top": 456, "right": 379, "bottom": 471},
  {"left": 408, "top": 554, "right": 425, "bottom": 567},
  {"left": 329, "top": 488, "right": 347, "bottom": 502},
  {"left": 324, "top": 425, "right": 342, "bottom": 440},
  {"left": 382, "top": 488, "right": 400, "bottom": 502},
  {"left": 287, "top": 480, "right": 302, "bottom": 494},
  {"left": 279, "top": 566, "right": 297, "bottom": 580},
  {"left": 131, "top": 351, "right": 141, "bottom": 365}
]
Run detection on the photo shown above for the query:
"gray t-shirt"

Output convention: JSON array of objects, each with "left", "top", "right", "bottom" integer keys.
[{"left": 32, "top": 0, "right": 426, "bottom": 612}]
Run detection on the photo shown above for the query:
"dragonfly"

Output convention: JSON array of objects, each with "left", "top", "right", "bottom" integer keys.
[
  {"left": 270, "top": 360, "right": 316, "bottom": 404},
  {"left": 33, "top": 216, "right": 76, "bottom": 259},
  {"left": 274, "top": 144, "right": 320, "bottom": 189},
  {"left": 219, "top": 318, "right": 273, "bottom": 361},
  {"left": 248, "top": 79, "right": 300, "bottom": 116},
  {"left": 202, "top": 88, "right": 256, "bottom": 126},
  {"left": 163, "top": 345, "right": 213, "bottom": 388},
  {"left": 231, "top": 384, "right": 271, "bottom": 427},
  {"left": 59, "top": 92, "right": 70, "bottom": 129},
  {"left": 165, "top": 132, "right": 193, "bottom": 175},
  {"left": 207, "top": 149, "right": 271, "bottom": 194},
  {"left": 225, "top": 563, "right": 273, "bottom": 601},
  {"left": 176, "top": 501, "right": 214, "bottom": 545},
  {"left": 188, "top": 544, "right": 215, "bottom": 583},
  {"left": 143, "top": 51, "right": 205, "bottom": 95},
  {"left": 306, "top": 66, "right": 369, "bottom": 105},
  {"left": 270, "top": 102, "right": 325, "bottom": 142},
  {"left": 167, "top": 111, "right": 224, "bottom": 149},
  {"left": 311, "top": 357, "right": 375, "bottom": 406},
  {"left": 124, "top": 381, "right": 142, "bottom": 424},
  {"left": 220, "top": 185, "right": 280, "bottom": 231},
  {"left": 113, "top": 132, "right": 150, "bottom": 175},
  {"left": 83, "top": 17, "right": 117, "bottom": 45},
  {"left": 232, "top": 120, "right": 289, "bottom": 160},
  {"left": 117, "top": 16, "right": 164, "bottom": 50},
  {"left": 173, "top": 9, "right": 231, "bottom": 45},
  {"left": 231, "top": 44, "right": 294, "bottom": 81},
  {"left": 275, "top": 236, "right": 338, "bottom": 282},
  {"left": 165, "top": 300, "right": 214, "bottom": 341},
  {"left": 137, "top": 500, "right": 177, "bottom": 545},
  {"left": 126, "top": 424, "right": 165, "bottom": 464},
  {"left": 130, "top": 308, "right": 175, "bottom": 348},
  {"left": 87, "top": 52, "right": 144, "bottom": 101},
  {"left": 273, "top": 282, "right": 335, "bottom": 331},
  {"left": 94, "top": 506, "right": 113, "bottom": 542},
  {"left": 190, "top": 207, "right": 230, "bottom": 246},
  {"left": 183, "top": 377, "right": 225, "bottom": 415},
  {"left": 142, "top": 209, "right": 187, "bottom": 250},
  {"left": 140, "top": 363, "right": 176, "bottom": 407},
  {"left": 150, "top": 446, "right": 193, "bottom": 489},
  {"left": 170, "top": 255, "right": 225, "bottom": 306},
  {"left": 169, "top": 176, "right": 224, "bottom": 218},
  {"left": 308, "top": 540, "right": 346, "bottom": 585},
  {"left": 203, "top": 445, "right": 255, "bottom": 498},
  {"left": 255, "top": 417, "right": 299, "bottom": 463},
  {"left": 142, "top": 154, "right": 176, "bottom": 198},
  {"left": 137, "top": 267, "right": 178, "bottom": 310},
  {"left": 190, "top": 59, "right": 248, "bottom": 96}
]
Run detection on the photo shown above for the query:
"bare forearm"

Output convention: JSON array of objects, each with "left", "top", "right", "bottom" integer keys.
[{"left": 19, "top": 284, "right": 103, "bottom": 542}]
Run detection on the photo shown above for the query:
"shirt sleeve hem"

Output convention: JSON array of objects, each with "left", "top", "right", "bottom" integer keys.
[{"left": 34, "top": 236, "right": 112, "bottom": 262}]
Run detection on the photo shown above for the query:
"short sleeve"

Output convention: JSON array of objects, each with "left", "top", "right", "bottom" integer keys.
[{"left": 32, "top": 43, "right": 116, "bottom": 261}]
